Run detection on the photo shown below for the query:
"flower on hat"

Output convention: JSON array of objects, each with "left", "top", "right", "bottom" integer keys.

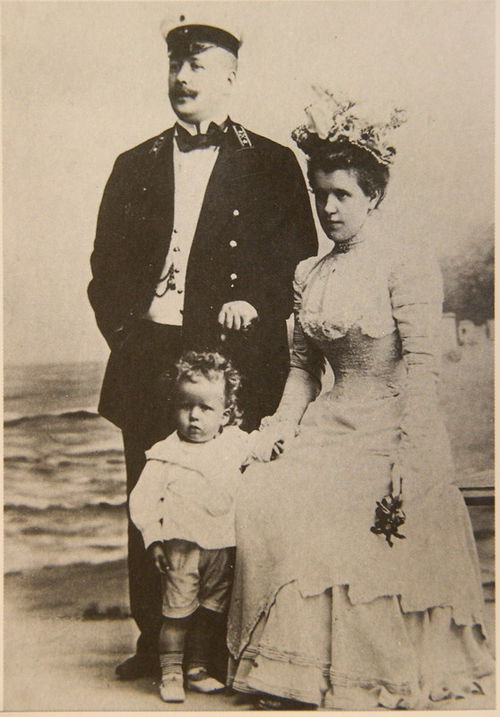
[{"left": 293, "top": 87, "right": 407, "bottom": 165}]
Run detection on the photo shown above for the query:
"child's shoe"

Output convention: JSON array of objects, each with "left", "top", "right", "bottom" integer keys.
[
  {"left": 160, "top": 673, "right": 185, "bottom": 702},
  {"left": 186, "top": 667, "right": 225, "bottom": 693}
]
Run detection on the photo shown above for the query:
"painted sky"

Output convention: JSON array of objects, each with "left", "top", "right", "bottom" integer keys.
[{"left": 3, "top": 1, "right": 494, "bottom": 365}]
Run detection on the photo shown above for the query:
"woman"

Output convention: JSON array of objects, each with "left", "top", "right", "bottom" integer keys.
[{"left": 227, "top": 90, "right": 494, "bottom": 709}]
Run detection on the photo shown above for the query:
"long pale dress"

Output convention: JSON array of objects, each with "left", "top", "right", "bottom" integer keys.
[{"left": 227, "top": 234, "right": 494, "bottom": 709}]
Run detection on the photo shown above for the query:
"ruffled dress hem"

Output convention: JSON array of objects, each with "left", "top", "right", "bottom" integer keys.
[
  {"left": 229, "top": 654, "right": 491, "bottom": 709},
  {"left": 227, "top": 581, "right": 494, "bottom": 709}
]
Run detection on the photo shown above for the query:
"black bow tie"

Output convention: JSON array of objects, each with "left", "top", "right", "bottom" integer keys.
[{"left": 175, "top": 122, "right": 226, "bottom": 152}]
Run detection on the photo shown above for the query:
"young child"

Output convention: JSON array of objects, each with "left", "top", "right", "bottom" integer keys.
[{"left": 129, "top": 350, "right": 257, "bottom": 703}]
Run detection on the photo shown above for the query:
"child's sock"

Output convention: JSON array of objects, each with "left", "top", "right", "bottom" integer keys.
[
  {"left": 159, "top": 652, "right": 185, "bottom": 702},
  {"left": 158, "top": 615, "right": 191, "bottom": 702},
  {"left": 159, "top": 651, "right": 183, "bottom": 678}
]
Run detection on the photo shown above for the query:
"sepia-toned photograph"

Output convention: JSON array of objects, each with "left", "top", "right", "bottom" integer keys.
[{"left": 3, "top": 0, "right": 495, "bottom": 711}]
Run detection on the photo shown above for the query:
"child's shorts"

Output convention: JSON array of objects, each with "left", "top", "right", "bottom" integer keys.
[{"left": 160, "top": 539, "right": 235, "bottom": 619}]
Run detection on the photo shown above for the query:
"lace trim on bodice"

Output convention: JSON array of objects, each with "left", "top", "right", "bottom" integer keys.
[
  {"left": 296, "top": 243, "right": 396, "bottom": 342},
  {"left": 299, "top": 309, "right": 396, "bottom": 343}
]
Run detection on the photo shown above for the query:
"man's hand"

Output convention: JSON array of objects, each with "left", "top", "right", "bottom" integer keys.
[
  {"left": 218, "top": 301, "right": 258, "bottom": 331},
  {"left": 149, "top": 542, "right": 169, "bottom": 574}
]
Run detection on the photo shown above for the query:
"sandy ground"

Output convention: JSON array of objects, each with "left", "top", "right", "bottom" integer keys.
[
  {"left": 4, "top": 558, "right": 496, "bottom": 712},
  {"left": 3, "top": 560, "right": 251, "bottom": 712}
]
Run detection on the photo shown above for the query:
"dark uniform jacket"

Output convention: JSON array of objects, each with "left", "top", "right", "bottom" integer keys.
[{"left": 88, "top": 120, "right": 318, "bottom": 431}]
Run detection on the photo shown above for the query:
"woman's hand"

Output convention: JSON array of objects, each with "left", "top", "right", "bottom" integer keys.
[
  {"left": 148, "top": 542, "right": 169, "bottom": 574},
  {"left": 269, "top": 423, "right": 299, "bottom": 460},
  {"left": 250, "top": 418, "right": 298, "bottom": 462},
  {"left": 370, "top": 462, "right": 406, "bottom": 547}
]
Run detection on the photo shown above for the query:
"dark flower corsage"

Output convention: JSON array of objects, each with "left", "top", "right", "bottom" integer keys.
[{"left": 371, "top": 471, "right": 406, "bottom": 547}]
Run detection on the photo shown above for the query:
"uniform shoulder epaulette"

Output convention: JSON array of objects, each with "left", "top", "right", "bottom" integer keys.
[
  {"left": 231, "top": 123, "right": 253, "bottom": 149},
  {"left": 149, "top": 134, "right": 167, "bottom": 155}
]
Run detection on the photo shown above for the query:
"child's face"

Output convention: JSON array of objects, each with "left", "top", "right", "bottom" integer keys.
[{"left": 174, "top": 375, "right": 229, "bottom": 443}]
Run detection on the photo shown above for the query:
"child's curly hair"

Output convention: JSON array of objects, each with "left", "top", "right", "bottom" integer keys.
[{"left": 174, "top": 351, "right": 242, "bottom": 425}]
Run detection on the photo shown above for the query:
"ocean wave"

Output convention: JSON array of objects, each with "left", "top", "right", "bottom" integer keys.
[
  {"left": 4, "top": 407, "right": 100, "bottom": 427},
  {"left": 5, "top": 500, "right": 126, "bottom": 515},
  {"left": 66, "top": 448, "right": 124, "bottom": 459},
  {"left": 4, "top": 553, "right": 128, "bottom": 575},
  {"left": 21, "top": 525, "right": 89, "bottom": 537},
  {"left": 19, "top": 526, "right": 126, "bottom": 541},
  {"left": 4, "top": 455, "right": 37, "bottom": 464}
]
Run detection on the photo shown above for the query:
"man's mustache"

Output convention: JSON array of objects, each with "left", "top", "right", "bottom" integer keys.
[{"left": 170, "top": 86, "right": 198, "bottom": 99}]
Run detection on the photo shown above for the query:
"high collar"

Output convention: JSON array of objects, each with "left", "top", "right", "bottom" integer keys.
[
  {"left": 331, "top": 225, "right": 370, "bottom": 255},
  {"left": 175, "top": 113, "right": 230, "bottom": 136},
  {"left": 332, "top": 236, "right": 366, "bottom": 254}
]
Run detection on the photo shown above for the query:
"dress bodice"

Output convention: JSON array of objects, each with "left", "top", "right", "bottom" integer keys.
[
  {"left": 297, "top": 238, "right": 398, "bottom": 343},
  {"left": 291, "top": 233, "right": 444, "bottom": 433},
  {"left": 315, "top": 327, "right": 403, "bottom": 400}
]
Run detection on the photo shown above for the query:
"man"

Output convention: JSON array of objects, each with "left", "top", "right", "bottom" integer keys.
[{"left": 88, "top": 13, "right": 317, "bottom": 681}]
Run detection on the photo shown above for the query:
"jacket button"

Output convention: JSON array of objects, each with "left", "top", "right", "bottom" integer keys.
[
  {"left": 232, "top": 209, "right": 240, "bottom": 217},
  {"left": 141, "top": 186, "right": 147, "bottom": 192},
  {"left": 229, "top": 240, "right": 238, "bottom": 248},
  {"left": 230, "top": 273, "right": 238, "bottom": 280}
]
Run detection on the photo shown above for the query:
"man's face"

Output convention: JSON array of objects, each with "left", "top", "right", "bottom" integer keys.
[{"left": 168, "top": 46, "right": 236, "bottom": 124}]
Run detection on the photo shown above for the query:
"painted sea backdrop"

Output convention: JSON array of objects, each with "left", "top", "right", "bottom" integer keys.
[
  {"left": 4, "top": 340, "right": 495, "bottom": 595},
  {"left": 4, "top": 361, "right": 126, "bottom": 573}
]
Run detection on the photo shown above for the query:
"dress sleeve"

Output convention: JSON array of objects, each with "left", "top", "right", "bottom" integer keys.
[
  {"left": 259, "top": 261, "right": 324, "bottom": 430},
  {"left": 129, "top": 460, "right": 166, "bottom": 548},
  {"left": 389, "top": 241, "right": 453, "bottom": 494},
  {"left": 290, "top": 261, "right": 326, "bottom": 386}
]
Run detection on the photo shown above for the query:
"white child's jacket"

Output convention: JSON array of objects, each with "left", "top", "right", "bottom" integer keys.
[{"left": 129, "top": 427, "right": 253, "bottom": 550}]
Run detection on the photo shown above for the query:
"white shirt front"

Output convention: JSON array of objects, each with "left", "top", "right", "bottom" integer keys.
[
  {"left": 129, "top": 427, "right": 254, "bottom": 549},
  {"left": 145, "top": 115, "right": 227, "bottom": 325}
]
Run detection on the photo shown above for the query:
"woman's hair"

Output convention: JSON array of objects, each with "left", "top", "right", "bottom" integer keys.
[
  {"left": 173, "top": 350, "right": 242, "bottom": 425},
  {"left": 306, "top": 141, "right": 390, "bottom": 208}
]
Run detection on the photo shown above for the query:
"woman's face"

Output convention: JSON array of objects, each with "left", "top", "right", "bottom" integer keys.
[{"left": 312, "top": 168, "right": 378, "bottom": 244}]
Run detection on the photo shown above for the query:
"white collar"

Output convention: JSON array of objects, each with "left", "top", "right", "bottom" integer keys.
[
  {"left": 147, "top": 426, "right": 240, "bottom": 460},
  {"left": 175, "top": 114, "right": 229, "bottom": 136}
]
